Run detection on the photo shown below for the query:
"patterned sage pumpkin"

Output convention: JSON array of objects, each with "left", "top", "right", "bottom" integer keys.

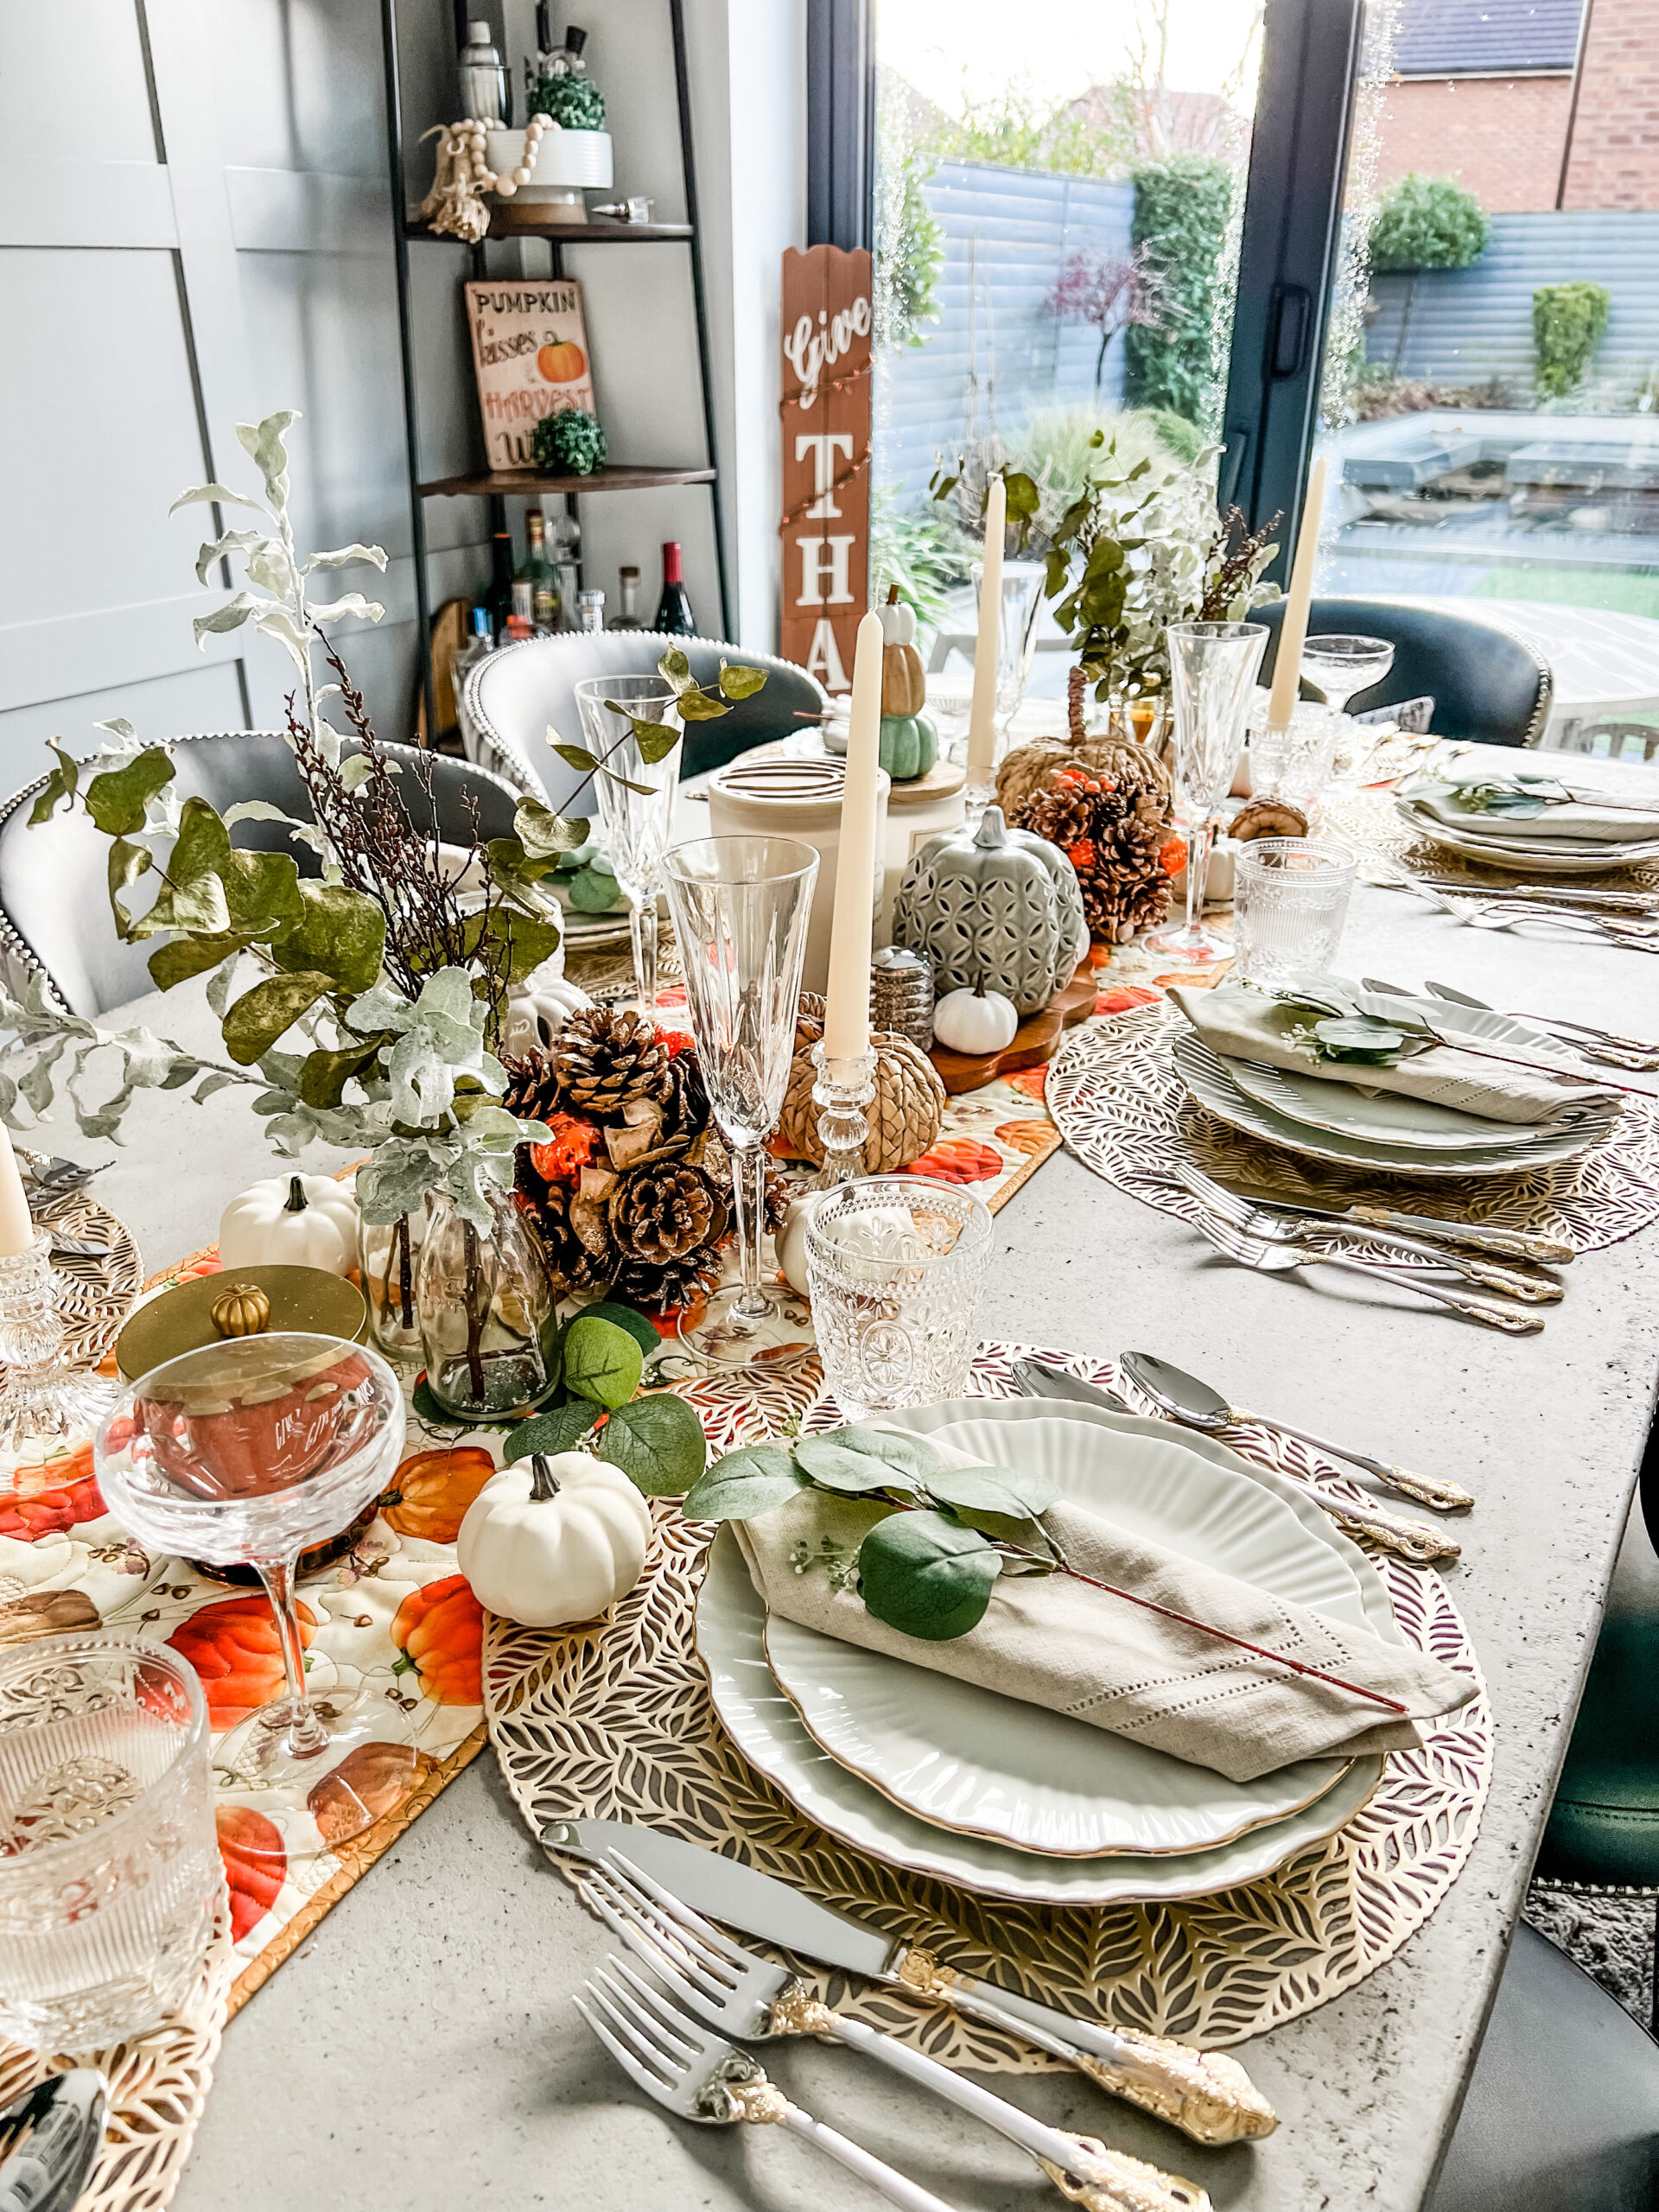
[{"left": 890, "top": 806, "right": 1084, "bottom": 1015}]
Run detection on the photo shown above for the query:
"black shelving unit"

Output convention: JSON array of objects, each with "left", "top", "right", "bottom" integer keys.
[{"left": 378, "top": 0, "right": 731, "bottom": 740}]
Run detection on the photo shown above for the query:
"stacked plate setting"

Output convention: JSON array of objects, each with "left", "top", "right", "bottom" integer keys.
[
  {"left": 1173, "top": 994, "right": 1621, "bottom": 1180},
  {"left": 1394, "top": 789, "right": 1659, "bottom": 877},
  {"left": 694, "top": 1400, "right": 1401, "bottom": 1905}
]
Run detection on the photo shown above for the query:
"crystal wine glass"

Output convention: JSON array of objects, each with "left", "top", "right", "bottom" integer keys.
[
  {"left": 662, "top": 836, "right": 818, "bottom": 1361},
  {"left": 1300, "top": 634, "right": 1395, "bottom": 715},
  {"left": 1146, "top": 620, "right": 1269, "bottom": 963},
  {"left": 94, "top": 1333, "right": 405, "bottom": 1847},
  {"left": 574, "top": 675, "right": 683, "bottom": 1016},
  {"left": 971, "top": 558, "right": 1046, "bottom": 736}
]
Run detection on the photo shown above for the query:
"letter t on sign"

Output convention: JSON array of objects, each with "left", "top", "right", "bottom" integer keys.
[{"left": 779, "top": 245, "right": 871, "bottom": 695}]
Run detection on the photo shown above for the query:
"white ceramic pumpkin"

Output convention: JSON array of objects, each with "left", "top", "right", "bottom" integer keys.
[
  {"left": 218, "top": 1173, "right": 360, "bottom": 1276},
  {"left": 500, "top": 962, "right": 592, "bottom": 1055},
  {"left": 456, "top": 1450, "right": 652, "bottom": 1626},
  {"left": 778, "top": 1191, "right": 921, "bottom": 1300},
  {"left": 931, "top": 986, "right": 1019, "bottom": 1056}
]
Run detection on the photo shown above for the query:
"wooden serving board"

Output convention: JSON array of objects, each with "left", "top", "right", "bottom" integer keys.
[
  {"left": 927, "top": 963, "right": 1097, "bottom": 1096},
  {"left": 887, "top": 754, "right": 967, "bottom": 807}
]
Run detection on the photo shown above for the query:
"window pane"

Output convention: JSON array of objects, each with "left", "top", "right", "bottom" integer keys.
[
  {"left": 869, "top": 0, "right": 1267, "bottom": 693},
  {"left": 1313, "top": 0, "right": 1659, "bottom": 751}
]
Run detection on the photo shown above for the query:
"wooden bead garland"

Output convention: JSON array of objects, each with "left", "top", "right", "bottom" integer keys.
[{"left": 774, "top": 996, "right": 945, "bottom": 1172}]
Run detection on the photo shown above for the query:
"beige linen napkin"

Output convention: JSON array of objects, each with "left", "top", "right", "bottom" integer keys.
[
  {"left": 1414, "top": 780, "right": 1659, "bottom": 845},
  {"left": 735, "top": 1485, "right": 1476, "bottom": 1785},
  {"left": 1169, "top": 981, "right": 1620, "bottom": 1126}
]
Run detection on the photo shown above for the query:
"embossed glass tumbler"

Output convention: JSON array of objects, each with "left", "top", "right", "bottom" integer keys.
[
  {"left": 1146, "top": 620, "right": 1269, "bottom": 965},
  {"left": 94, "top": 1334, "right": 404, "bottom": 1843},
  {"left": 0, "top": 1633, "right": 218, "bottom": 2050},
  {"left": 575, "top": 677, "right": 683, "bottom": 1015},
  {"left": 663, "top": 836, "right": 818, "bottom": 1361},
  {"left": 804, "top": 1177, "right": 992, "bottom": 1420}
]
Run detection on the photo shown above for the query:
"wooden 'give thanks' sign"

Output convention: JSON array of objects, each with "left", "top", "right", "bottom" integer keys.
[{"left": 779, "top": 245, "right": 872, "bottom": 694}]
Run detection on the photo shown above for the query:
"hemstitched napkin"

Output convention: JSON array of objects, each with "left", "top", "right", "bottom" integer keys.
[
  {"left": 1412, "top": 781, "right": 1659, "bottom": 845},
  {"left": 734, "top": 1484, "right": 1477, "bottom": 1786},
  {"left": 1169, "top": 982, "right": 1621, "bottom": 1127}
]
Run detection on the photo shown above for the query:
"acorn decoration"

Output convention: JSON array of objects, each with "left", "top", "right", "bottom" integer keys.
[
  {"left": 876, "top": 585, "right": 938, "bottom": 782},
  {"left": 773, "top": 995, "right": 946, "bottom": 1172},
  {"left": 211, "top": 1283, "right": 271, "bottom": 1338},
  {"left": 1229, "top": 798, "right": 1309, "bottom": 842}
]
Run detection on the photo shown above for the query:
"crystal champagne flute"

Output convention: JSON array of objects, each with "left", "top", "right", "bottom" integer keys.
[
  {"left": 1147, "top": 620, "right": 1269, "bottom": 963},
  {"left": 574, "top": 675, "right": 683, "bottom": 1016},
  {"left": 662, "top": 836, "right": 818, "bottom": 1361}
]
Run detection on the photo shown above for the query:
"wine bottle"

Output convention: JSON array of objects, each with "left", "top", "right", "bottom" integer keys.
[
  {"left": 609, "top": 564, "right": 644, "bottom": 629},
  {"left": 520, "top": 511, "right": 560, "bottom": 631},
  {"left": 653, "top": 542, "right": 696, "bottom": 637},
  {"left": 485, "top": 527, "right": 516, "bottom": 641}
]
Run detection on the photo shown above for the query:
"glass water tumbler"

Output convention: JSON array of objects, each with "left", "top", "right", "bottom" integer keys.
[
  {"left": 1232, "top": 837, "right": 1357, "bottom": 986},
  {"left": 0, "top": 1635, "right": 219, "bottom": 2051}
]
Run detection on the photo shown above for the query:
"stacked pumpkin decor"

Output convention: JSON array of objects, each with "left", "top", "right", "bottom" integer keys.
[
  {"left": 876, "top": 585, "right": 938, "bottom": 782},
  {"left": 500, "top": 1005, "right": 732, "bottom": 1316}
]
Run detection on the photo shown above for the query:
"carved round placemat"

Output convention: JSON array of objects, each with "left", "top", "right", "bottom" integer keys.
[
  {"left": 0, "top": 1899, "right": 232, "bottom": 2212},
  {"left": 1047, "top": 1002, "right": 1659, "bottom": 1256},
  {"left": 18, "top": 1194, "right": 144, "bottom": 1370},
  {"left": 485, "top": 1344, "right": 1491, "bottom": 2066}
]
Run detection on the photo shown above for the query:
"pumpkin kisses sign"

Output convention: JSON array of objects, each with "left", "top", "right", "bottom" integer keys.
[
  {"left": 779, "top": 245, "right": 871, "bottom": 693},
  {"left": 465, "top": 277, "right": 594, "bottom": 473}
]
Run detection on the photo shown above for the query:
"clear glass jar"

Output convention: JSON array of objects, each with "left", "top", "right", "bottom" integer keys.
[
  {"left": 358, "top": 1210, "right": 427, "bottom": 1363},
  {"left": 416, "top": 1183, "right": 553, "bottom": 1419}
]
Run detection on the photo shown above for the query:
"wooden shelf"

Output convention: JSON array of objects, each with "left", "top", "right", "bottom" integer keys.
[
  {"left": 416, "top": 464, "right": 716, "bottom": 499},
  {"left": 405, "top": 215, "right": 694, "bottom": 245}
]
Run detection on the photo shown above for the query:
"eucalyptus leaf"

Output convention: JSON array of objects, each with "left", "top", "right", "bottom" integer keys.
[
  {"left": 796, "top": 1433, "right": 922, "bottom": 1497},
  {"left": 923, "top": 1462, "right": 1060, "bottom": 1521},
  {"left": 568, "top": 864, "right": 625, "bottom": 913},
  {"left": 855, "top": 1511, "right": 1001, "bottom": 1643},
  {"left": 551, "top": 742, "right": 600, "bottom": 777},
  {"left": 575, "top": 1302, "right": 662, "bottom": 1360},
  {"left": 271, "top": 882, "right": 385, "bottom": 992},
  {"left": 298, "top": 1038, "right": 386, "bottom": 1109},
  {"left": 85, "top": 750, "right": 175, "bottom": 836},
  {"left": 597, "top": 766, "right": 655, "bottom": 797},
  {"left": 824, "top": 1426, "right": 941, "bottom": 1483},
  {"left": 505, "top": 1398, "right": 603, "bottom": 1463},
  {"left": 147, "top": 932, "right": 251, "bottom": 992},
  {"left": 716, "top": 662, "right": 767, "bottom": 702},
  {"left": 626, "top": 717, "right": 681, "bottom": 764},
  {"left": 514, "top": 798, "right": 591, "bottom": 858},
  {"left": 29, "top": 743, "right": 79, "bottom": 825},
  {"left": 1312, "top": 1015, "right": 1407, "bottom": 1054},
  {"left": 106, "top": 839, "right": 154, "bottom": 941},
  {"left": 562, "top": 1315, "right": 644, "bottom": 1409},
  {"left": 598, "top": 1392, "right": 709, "bottom": 1496},
  {"left": 682, "top": 1443, "right": 806, "bottom": 1522},
  {"left": 657, "top": 646, "right": 695, "bottom": 693},
  {"left": 674, "top": 690, "right": 728, "bottom": 722},
  {"left": 135, "top": 868, "right": 232, "bottom": 939},
  {"left": 221, "top": 971, "right": 334, "bottom": 1064}
]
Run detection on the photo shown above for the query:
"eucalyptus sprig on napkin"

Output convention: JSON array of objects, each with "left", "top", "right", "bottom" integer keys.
[
  {"left": 683, "top": 1422, "right": 1406, "bottom": 1711},
  {"left": 1256, "top": 975, "right": 1440, "bottom": 1070}
]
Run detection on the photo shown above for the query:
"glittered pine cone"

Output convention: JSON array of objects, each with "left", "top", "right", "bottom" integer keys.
[
  {"left": 709, "top": 1145, "right": 796, "bottom": 1236},
  {"left": 552, "top": 1008, "right": 671, "bottom": 1121},
  {"left": 659, "top": 1047, "right": 709, "bottom": 1146},
  {"left": 1016, "top": 775, "right": 1176, "bottom": 945},
  {"left": 499, "top": 1048, "right": 563, "bottom": 1126},
  {"left": 612, "top": 1238, "right": 725, "bottom": 1313},
  {"left": 611, "top": 1162, "right": 727, "bottom": 1265}
]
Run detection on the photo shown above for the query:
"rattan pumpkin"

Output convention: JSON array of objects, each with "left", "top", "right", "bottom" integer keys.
[
  {"left": 774, "top": 995, "right": 945, "bottom": 1170},
  {"left": 995, "top": 735, "right": 1174, "bottom": 819},
  {"left": 891, "top": 806, "right": 1084, "bottom": 1016}
]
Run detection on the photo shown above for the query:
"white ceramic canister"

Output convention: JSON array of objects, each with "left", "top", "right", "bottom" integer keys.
[
  {"left": 706, "top": 755, "right": 890, "bottom": 996},
  {"left": 486, "top": 127, "right": 613, "bottom": 211}
]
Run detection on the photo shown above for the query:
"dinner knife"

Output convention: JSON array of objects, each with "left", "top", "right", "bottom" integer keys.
[
  {"left": 543, "top": 1817, "right": 1278, "bottom": 2145},
  {"left": 1422, "top": 982, "right": 1659, "bottom": 1071},
  {"left": 1013, "top": 1357, "right": 1469, "bottom": 1532}
]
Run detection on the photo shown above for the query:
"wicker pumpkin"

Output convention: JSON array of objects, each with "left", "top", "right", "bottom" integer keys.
[
  {"left": 890, "top": 806, "right": 1084, "bottom": 1016},
  {"left": 995, "top": 735, "right": 1174, "bottom": 820},
  {"left": 774, "top": 995, "right": 946, "bottom": 1171}
]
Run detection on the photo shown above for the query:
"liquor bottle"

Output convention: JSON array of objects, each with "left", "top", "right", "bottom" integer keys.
[
  {"left": 577, "top": 588, "right": 605, "bottom": 632},
  {"left": 653, "top": 542, "right": 696, "bottom": 637},
  {"left": 609, "top": 564, "right": 644, "bottom": 629},
  {"left": 485, "top": 527, "right": 516, "bottom": 641},
  {"left": 451, "top": 608, "right": 494, "bottom": 760},
  {"left": 459, "top": 21, "right": 508, "bottom": 123},
  {"left": 519, "top": 510, "right": 560, "bottom": 631}
]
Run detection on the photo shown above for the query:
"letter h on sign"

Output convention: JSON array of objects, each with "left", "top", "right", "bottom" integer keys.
[{"left": 779, "top": 245, "right": 872, "bottom": 696}]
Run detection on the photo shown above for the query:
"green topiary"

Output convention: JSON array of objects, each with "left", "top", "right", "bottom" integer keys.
[
  {"left": 1123, "top": 155, "right": 1233, "bottom": 429},
  {"left": 532, "top": 409, "right": 607, "bottom": 478},
  {"left": 524, "top": 71, "right": 606, "bottom": 131},
  {"left": 1533, "top": 281, "right": 1611, "bottom": 398},
  {"left": 1370, "top": 175, "right": 1488, "bottom": 273}
]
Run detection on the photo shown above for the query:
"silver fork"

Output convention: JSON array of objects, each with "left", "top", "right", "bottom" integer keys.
[
  {"left": 1187, "top": 1207, "right": 1544, "bottom": 1338},
  {"left": 577, "top": 1959, "right": 964, "bottom": 2212},
  {"left": 1370, "top": 864, "right": 1659, "bottom": 947},
  {"left": 1172, "top": 1162, "right": 1561, "bottom": 1307},
  {"left": 584, "top": 1855, "right": 1214, "bottom": 2211}
]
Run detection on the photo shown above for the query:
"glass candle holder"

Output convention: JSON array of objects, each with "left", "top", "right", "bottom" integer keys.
[
  {"left": 804, "top": 1177, "right": 992, "bottom": 1420},
  {"left": 1232, "top": 837, "right": 1357, "bottom": 987},
  {"left": 0, "top": 1229, "right": 116, "bottom": 1452},
  {"left": 0, "top": 1633, "right": 218, "bottom": 2050}
]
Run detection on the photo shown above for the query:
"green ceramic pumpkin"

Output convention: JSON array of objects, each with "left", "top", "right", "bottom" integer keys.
[{"left": 878, "top": 711, "right": 938, "bottom": 782}]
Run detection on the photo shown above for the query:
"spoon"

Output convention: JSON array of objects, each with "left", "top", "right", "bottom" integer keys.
[{"left": 0, "top": 2069, "right": 106, "bottom": 2212}]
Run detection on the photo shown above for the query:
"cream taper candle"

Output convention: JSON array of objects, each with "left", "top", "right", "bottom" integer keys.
[
  {"left": 822, "top": 608, "right": 885, "bottom": 1062},
  {"left": 0, "top": 1124, "right": 35, "bottom": 1259},
  {"left": 964, "top": 474, "right": 1007, "bottom": 785},
  {"left": 1264, "top": 455, "right": 1326, "bottom": 732}
]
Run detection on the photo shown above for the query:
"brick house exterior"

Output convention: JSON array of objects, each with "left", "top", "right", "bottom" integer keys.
[{"left": 1374, "top": 0, "right": 1659, "bottom": 216}]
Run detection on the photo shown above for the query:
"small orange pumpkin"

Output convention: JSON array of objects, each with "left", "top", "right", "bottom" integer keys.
[
  {"left": 1, "top": 1442, "right": 105, "bottom": 1541},
  {"left": 537, "top": 340, "right": 587, "bottom": 385},
  {"left": 168, "top": 1595, "right": 317, "bottom": 1731},
  {"left": 901, "top": 1136, "right": 1004, "bottom": 1185},
  {"left": 378, "top": 1446, "right": 497, "bottom": 1544},
  {"left": 216, "top": 1804, "right": 286, "bottom": 1940},
  {"left": 391, "top": 1574, "right": 484, "bottom": 1707}
]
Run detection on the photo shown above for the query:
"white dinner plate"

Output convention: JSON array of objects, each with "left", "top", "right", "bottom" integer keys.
[
  {"left": 1173, "top": 1034, "right": 1618, "bottom": 1180},
  {"left": 1222, "top": 1058, "right": 1558, "bottom": 1150},
  {"left": 1394, "top": 793, "right": 1659, "bottom": 876},
  {"left": 695, "top": 1399, "right": 1395, "bottom": 1904}
]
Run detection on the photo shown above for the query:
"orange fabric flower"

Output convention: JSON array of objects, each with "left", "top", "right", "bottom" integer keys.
[
  {"left": 529, "top": 1112, "right": 601, "bottom": 1185},
  {"left": 1065, "top": 840, "right": 1097, "bottom": 871}
]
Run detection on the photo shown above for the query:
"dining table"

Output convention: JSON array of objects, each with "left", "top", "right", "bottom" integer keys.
[{"left": 42, "top": 743, "right": 1659, "bottom": 2212}]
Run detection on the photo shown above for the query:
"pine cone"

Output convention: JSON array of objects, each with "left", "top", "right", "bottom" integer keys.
[
  {"left": 512, "top": 1179, "right": 613, "bottom": 1294},
  {"left": 612, "top": 1163, "right": 726, "bottom": 1264},
  {"left": 1016, "top": 775, "right": 1175, "bottom": 944},
  {"left": 553, "top": 1008, "right": 670, "bottom": 1121},
  {"left": 612, "top": 1238, "right": 725, "bottom": 1313},
  {"left": 500, "top": 1048, "right": 562, "bottom": 1125},
  {"left": 659, "top": 1049, "right": 709, "bottom": 1146},
  {"left": 709, "top": 1146, "right": 795, "bottom": 1235}
]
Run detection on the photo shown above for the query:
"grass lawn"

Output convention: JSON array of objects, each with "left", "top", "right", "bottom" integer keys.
[{"left": 1468, "top": 563, "right": 1659, "bottom": 620}]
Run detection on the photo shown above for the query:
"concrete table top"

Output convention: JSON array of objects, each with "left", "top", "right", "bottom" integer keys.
[{"left": 46, "top": 758, "right": 1659, "bottom": 2212}]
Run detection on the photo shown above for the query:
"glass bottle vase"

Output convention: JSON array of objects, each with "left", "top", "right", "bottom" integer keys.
[
  {"left": 416, "top": 1184, "right": 553, "bottom": 1420},
  {"left": 358, "top": 1210, "right": 426, "bottom": 1363}
]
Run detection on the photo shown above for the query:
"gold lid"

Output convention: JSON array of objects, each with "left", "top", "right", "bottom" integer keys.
[{"left": 116, "top": 1264, "right": 367, "bottom": 1382}]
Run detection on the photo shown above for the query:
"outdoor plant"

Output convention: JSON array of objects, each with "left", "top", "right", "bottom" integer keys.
[
  {"left": 1368, "top": 175, "right": 1488, "bottom": 376},
  {"left": 1045, "top": 245, "right": 1166, "bottom": 394},
  {"left": 1123, "top": 153, "right": 1233, "bottom": 426},
  {"left": 1533, "top": 282, "right": 1611, "bottom": 400}
]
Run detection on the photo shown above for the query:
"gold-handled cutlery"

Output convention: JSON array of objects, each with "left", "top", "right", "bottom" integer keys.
[{"left": 1419, "top": 982, "right": 1659, "bottom": 1071}]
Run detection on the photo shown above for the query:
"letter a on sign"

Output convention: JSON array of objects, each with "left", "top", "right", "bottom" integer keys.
[{"left": 779, "top": 245, "right": 871, "bottom": 693}]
